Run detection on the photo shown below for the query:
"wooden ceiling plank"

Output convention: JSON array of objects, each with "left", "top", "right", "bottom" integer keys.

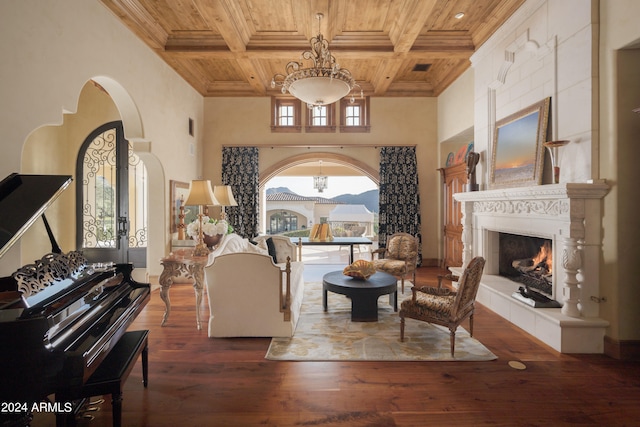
[
  {"left": 235, "top": 57, "right": 268, "bottom": 95},
  {"left": 371, "top": 59, "right": 404, "bottom": 95},
  {"left": 100, "top": 0, "right": 169, "bottom": 49},
  {"left": 100, "top": 0, "right": 523, "bottom": 98},
  {"left": 389, "top": 0, "right": 439, "bottom": 52},
  {"left": 192, "top": 0, "right": 251, "bottom": 52}
]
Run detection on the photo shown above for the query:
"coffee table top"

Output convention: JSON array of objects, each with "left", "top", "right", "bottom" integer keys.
[{"left": 323, "top": 271, "right": 397, "bottom": 290}]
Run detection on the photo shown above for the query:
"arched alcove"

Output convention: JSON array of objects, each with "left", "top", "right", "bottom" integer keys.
[{"left": 21, "top": 77, "right": 164, "bottom": 279}]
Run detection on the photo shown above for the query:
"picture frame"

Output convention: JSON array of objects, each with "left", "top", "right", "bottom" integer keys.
[
  {"left": 170, "top": 180, "right": 197, "bottom": 234},
  {"left": 490, "top": 97, "right": 551, "bottom": 189}
]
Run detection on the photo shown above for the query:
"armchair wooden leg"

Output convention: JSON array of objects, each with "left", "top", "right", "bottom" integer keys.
[
  {"left": 449, "top": 329, "right": 456, "bottom": 357},
  {"left": 401, "top": 277, "right": 405, "bottom": 294},
  {"left": 469, "top": 313, "right": 474, "bottom": 337},
  {"left": 400, "top": 316, "right": 405, "bottom": 342}
]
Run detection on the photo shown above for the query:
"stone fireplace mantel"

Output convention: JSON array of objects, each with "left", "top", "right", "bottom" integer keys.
[{"left": 452, "top": 182, "right": 609, "bottom": 353}]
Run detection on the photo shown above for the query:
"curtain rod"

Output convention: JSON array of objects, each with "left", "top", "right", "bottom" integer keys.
[{"left": 221, "top": 144, "right": 417, "bottom": 149}]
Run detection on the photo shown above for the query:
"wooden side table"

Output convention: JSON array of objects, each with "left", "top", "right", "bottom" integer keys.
[{"left": 159, "top": 249, "right": 208, "bottom": 330}]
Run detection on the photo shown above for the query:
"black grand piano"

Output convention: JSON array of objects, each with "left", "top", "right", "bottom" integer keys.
[{"left": 0, "top": 173, "right": 150, "bottom": 425}]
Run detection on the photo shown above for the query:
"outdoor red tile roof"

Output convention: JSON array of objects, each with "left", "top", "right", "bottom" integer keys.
[{"left": 266, "top": 192, "right": 344, "bottom": 204}]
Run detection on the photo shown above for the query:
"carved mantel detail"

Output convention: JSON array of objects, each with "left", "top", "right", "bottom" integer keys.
[
  {"left": 474, "top": 199, "right": 569, "bottom": 216},
  {"left": 454, "top": 182, "right": 609, "bottom": 318}
]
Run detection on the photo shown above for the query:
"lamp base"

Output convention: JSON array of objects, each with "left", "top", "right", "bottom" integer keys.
[{"left": 193, "top": 243, "right": 210, "bottom": 257}]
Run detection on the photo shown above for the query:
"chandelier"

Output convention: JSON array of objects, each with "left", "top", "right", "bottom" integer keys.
[
  {"left": 313, "top": 160, "right": 328, "bottom": 193},
  {"left": 271, "top": 13, "right": 362, "bottom": 109}
]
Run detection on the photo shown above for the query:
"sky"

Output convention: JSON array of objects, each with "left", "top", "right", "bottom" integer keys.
[{"left": 266, "top": 176, "right": 378, "bottom": 198}]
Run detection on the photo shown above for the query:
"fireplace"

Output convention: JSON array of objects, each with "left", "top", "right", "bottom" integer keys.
[
  {"left": 499, "top": 233, "right": 553, "bottom": 297},
  {"left": 453, "top": 182, "right": 610, "bottom": 353}
]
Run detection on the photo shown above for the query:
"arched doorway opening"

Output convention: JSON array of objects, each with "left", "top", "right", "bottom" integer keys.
[
  {"left": 21, "top": 77, "right": 164, "bottom": 280},
  {"left": 259, "top": 152, "right": 379, "bottom": 264}
]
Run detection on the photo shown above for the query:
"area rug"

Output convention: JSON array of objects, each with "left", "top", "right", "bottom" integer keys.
[{"left": 265, "top": 281, "right": 497, "bottom": 361}]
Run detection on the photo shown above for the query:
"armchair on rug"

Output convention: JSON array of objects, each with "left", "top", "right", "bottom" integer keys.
[
  {"left": 399, "top": 256, "right": 486, "bottom": 356},
  {"left": 371, "top": 232, "right": 419, "bottom": 293}
]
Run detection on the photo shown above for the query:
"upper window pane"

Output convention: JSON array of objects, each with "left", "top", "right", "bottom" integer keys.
[
  {"left": 271, "top": 97, "right": 301, "bottom": 132},
  {"left": 278, "top": 105, "right": 294, "bottom": 126},
  {"left": 312, "top": 106, "right": 328, "bottom": 126},
  {"left": 345, "top": 105, "right": 360, "bottom": 126},
  {"left": 340, "top": 97, "right": 370, "bottom": 133}
]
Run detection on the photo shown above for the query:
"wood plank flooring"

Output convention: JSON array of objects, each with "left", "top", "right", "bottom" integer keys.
[{"left": 32, "top": 267, "right": 640, "bottom": 426}]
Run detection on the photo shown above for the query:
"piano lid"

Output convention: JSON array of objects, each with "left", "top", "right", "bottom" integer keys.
[{"left": 0, "top": 173, "right": 72, "bottom": 258}]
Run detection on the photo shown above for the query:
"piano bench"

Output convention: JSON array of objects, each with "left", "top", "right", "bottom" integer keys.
[{"left": 72, "top": 330, "right": 149, "bottom": 427}]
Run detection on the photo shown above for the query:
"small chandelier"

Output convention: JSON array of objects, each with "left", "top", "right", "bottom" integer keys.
[
  {"left": 313, "top": 160, "right": 328, "bottom": 193},
  {"left": 271, "top": 13, "right": 362, "bottom": 109}
]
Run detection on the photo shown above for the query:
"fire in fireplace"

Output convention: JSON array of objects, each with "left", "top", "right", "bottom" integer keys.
[{"left": 499, "top": 233, "right": 553, "bottom": 296}]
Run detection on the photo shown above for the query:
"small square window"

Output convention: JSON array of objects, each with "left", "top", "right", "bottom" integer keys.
[
  {"left": 271, "top": 98, "right": 301, "bottom": 132},
  {"left": 340, "top": 97, "right": 370, "bottom": 133},
  {"left": 305, "top": 104, "right": 336, "bottom": 133}
]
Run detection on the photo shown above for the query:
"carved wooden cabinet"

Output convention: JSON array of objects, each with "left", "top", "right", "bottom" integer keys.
[{"left": 439, "top": 163, "right": 468, "bottom": 268}]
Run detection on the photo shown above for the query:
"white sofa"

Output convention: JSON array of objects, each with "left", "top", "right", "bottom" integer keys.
[{"left": 204, "top": 234, "right": 304, "bottom": 338}]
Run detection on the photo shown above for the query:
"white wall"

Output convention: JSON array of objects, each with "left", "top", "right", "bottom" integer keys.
[
  {"left": 470, "top": 0, "right": 596, "bottom": 188},
  {"left": 599, "top": 0, "right": 640, "bottom": 343},
  {"left": 437, "top": 68, "right": 475, "bottom": 144},
  {"left": 0, "top": 0, "right": 204, "bottom": 276}
]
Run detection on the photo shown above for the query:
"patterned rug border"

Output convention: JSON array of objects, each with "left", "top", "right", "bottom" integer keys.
[{"left": 265, "top": 281, "right": 497, "bottom": 362}]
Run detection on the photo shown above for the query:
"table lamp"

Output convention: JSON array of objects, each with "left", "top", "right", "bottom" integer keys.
[
  {"left": 185, "top": 180, "right": 219, "bottom": 256},
  {"left": 213, "top": 185, "right": 237, "bottom": 220}
]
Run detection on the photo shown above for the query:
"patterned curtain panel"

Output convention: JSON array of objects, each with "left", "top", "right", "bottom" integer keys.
[
  {"left": 221, "top": 147, "right": 259, "bottom": 238},
  {"left": 378, "top": 146, "right": 422, "bottom": 264}
]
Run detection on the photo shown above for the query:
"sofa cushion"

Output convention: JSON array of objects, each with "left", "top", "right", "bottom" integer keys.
[{"left": 266, "top": 237, "right": 278, "bottom": 264}]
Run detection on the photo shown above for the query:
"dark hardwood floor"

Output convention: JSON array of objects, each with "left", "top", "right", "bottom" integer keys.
[{"left": 33, "top": 266, "right": 640, "bottom": 426}]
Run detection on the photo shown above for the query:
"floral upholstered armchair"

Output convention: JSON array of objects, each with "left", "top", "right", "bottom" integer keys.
[
  {"left": 370, "top": 232, "right": 419, "bottom": 293},
  {"left": 399, "top": 256, "right": 486, "bottom": 357}
]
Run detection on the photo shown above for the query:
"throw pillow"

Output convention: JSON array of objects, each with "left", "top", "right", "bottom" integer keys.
[{"left": 265, "top": 237, "right": 278, "bottom": 264}]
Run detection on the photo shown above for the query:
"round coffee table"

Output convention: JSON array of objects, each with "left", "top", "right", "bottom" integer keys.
[{"left": 322, "top": 271, "right": 398, "bottom": 322}]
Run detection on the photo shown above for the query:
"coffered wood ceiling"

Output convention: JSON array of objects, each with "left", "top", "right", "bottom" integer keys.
[{"left": 100, "top": 0, "right": 524, "bottom": 98}]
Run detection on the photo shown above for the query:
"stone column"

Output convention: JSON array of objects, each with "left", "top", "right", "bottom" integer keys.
[
  {"left": 460, "top": 200, "right": 474, "bottom": 268},
  {"left": 561, "top": 237, "right": 582, "bottom": 317}
]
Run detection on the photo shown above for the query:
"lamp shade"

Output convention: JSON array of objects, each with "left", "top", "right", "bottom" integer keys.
[
  {"left": 185, "top": 180, "right": 218, "bottom": 206},
  {"left": 213, "top": 185, "right": 238, "bottom": 207}
]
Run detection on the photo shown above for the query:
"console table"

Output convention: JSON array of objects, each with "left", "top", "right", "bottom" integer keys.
[
  {"left": 159, "top": 249, "right": 208, "bottom": 330},
  {"left": 292, "top": 237, "right": 373, "bottom": 264}
]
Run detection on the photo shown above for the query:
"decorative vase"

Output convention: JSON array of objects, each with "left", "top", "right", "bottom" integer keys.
[
  {"left": 203, "top": 234, "right": 224, "bottom": 248},
  {"left": 543, "top": 140, "right": 570, "bottom": 184}
]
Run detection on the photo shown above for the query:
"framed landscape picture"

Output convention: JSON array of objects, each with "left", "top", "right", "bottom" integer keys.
[
  {"left": 490, "top": 97, "right": 551, "bottom": 189},
  {"left": 170, "top": 180, "right": 198, "bottom": 234}
]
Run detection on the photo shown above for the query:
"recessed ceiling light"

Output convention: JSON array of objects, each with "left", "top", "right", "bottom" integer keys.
[{"left": 455, "top": 12, "right": 465, "bottom": 19}]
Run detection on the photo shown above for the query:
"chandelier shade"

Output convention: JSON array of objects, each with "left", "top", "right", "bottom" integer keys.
[
  {"left": 271, "top": 13, "right": 361, "bottom": 108},
  {"left": 288, "top": 76, "right": 352, "bottom": 106}
]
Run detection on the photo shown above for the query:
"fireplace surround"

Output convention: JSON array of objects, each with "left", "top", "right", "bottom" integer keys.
[{"left": 453, "top": 182, "right": 609, "bottom": 353}]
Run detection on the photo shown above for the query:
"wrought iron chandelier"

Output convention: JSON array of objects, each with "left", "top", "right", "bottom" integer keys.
[{"left": 271, "top": 13, "right": 362, "bottom": 109}]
